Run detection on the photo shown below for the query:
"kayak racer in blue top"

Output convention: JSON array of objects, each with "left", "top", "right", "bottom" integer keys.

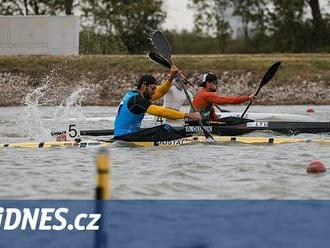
[{"left": 114, "top": 66, "right": 201, "bottom": 141}]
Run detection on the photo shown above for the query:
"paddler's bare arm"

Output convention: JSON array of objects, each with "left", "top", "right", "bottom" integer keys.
[
  {"left": 151, "top": 66, "right": 178, "bottom": 101},
  {"left": 146, "top": 105, "right": 201, "bottom": 120}
]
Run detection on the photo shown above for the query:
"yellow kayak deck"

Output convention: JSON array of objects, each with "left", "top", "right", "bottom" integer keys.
[
  {"left": 116, "top": 136, "right": 330, "bottom": 147},
  {"left": 0, "top": 140, "right": 108, "bottom": 149},
  {"left": 1, "top": 136, "right": 330, "bottom": 148}
]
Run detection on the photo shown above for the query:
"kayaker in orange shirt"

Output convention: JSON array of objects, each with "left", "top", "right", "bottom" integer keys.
[{"left": 192, "top": 72, "right": 255, "bottom": 122}]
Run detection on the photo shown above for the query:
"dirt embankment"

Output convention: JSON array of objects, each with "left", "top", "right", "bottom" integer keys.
[{"left": 0, "top": 54, "right": 329, "bottom": 106}]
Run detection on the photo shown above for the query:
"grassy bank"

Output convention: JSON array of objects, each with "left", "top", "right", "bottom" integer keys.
[
  {"left": 0, "top": 54, "right": 329, "bottom": 106},
  {"left": 1, "top": 54, "right": 330, "bottom": 81}
]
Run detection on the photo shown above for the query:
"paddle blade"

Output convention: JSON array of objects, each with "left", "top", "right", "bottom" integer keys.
[
  {"left": 149, "top": 52, "right": 172, "bottom": 69},
  {"left": 260, "top": 61, "right": 281, "bottom": 87},
  {"left": 152, "top": 31, "right": 172, "bottom": 59}
]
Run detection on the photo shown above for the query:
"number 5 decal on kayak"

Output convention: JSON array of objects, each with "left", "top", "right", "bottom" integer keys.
[{"left": 66, "top": 124, "right": 80, "bottom": 140}]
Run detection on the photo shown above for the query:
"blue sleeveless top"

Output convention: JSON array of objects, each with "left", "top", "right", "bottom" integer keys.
[{"left": 114, "top": 91, "right": 146, "bottom": 137}]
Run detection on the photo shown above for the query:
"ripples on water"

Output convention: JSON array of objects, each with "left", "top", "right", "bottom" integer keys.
[{"left": 0, "top": 105, "right": 330, "bottom": 199}]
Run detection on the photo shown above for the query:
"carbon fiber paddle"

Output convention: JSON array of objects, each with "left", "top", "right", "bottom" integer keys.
[
  {"left": 148, "top": 31, "right": 214, "bottom": 140},
  {"left": 241, "top": 61, "right": 281, "bottom": 118}
]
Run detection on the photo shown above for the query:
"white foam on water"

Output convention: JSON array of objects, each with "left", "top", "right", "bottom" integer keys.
[
  {"left": 21, "top": 84, "right": 50, "bottom": 141},
  {"left": 52, "top": 87, "right": 91, "bottom": 123},
  {"left": 20, "top": 62, "right": 93, "bottom": 141},
  {"left": 21, "top": 86, "right": 92, "bottom": 141}
]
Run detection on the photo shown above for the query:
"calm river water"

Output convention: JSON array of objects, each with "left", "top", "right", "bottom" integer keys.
[{"left": 0, "top": 105, "right": 329, "bottom": 199}]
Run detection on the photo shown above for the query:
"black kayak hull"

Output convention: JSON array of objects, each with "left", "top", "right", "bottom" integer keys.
[
  {"left": 183, "top": 121, "right": 330, "bottom": 136},
  {"left": 52, "top": 121, "right": 330, "bottom": 137}
]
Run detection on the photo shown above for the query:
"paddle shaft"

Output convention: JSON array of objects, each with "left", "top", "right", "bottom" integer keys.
[
  {"left": 148, "top": 30, "right": 214, "bottom": 139},
  {"left": 241, "top": 85, "right": 263, "bottom": 118},
  {"left": 240, "top": 101, "right": 252, "bottom": 118},
  {"left": 241, "top": 86, "right": 262, "bottom": 118},
  {"left": 52, "top": 129, "right": 114, "bottom": 136},
  {"left": 240, "top": 81, "right": 268, "bottom": 118},
  {"left": 240, "top": 61, "right": 281, "bottom": 118}
]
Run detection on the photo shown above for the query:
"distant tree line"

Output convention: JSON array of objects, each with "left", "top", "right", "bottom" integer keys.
[
  {"left": 189, "top": 0, "right": 330, "bottom": 53},
  {"left": 1, "top": 0, "right": 330, "bottom": 53}
]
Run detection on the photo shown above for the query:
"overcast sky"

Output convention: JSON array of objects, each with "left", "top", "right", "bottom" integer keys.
[
  {"left": 162, "top": 0, "right": 194, "bottom": 31},
  {"left": 162, "top": 0, "right": 330, "bottom": 32}
]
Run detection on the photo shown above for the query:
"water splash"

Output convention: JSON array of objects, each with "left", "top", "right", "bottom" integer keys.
[
  {"left": 18, "top": 60, "right": 96, "bottom": 141},
  {"left": 21, "top": 84, "right": 92, "bottom": 141},
  {"left": 52, "top": 86, "right": 92, "bottom": 124},
  {"left": 21, "top": 84, "right": 50, "bottom": 141}
]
